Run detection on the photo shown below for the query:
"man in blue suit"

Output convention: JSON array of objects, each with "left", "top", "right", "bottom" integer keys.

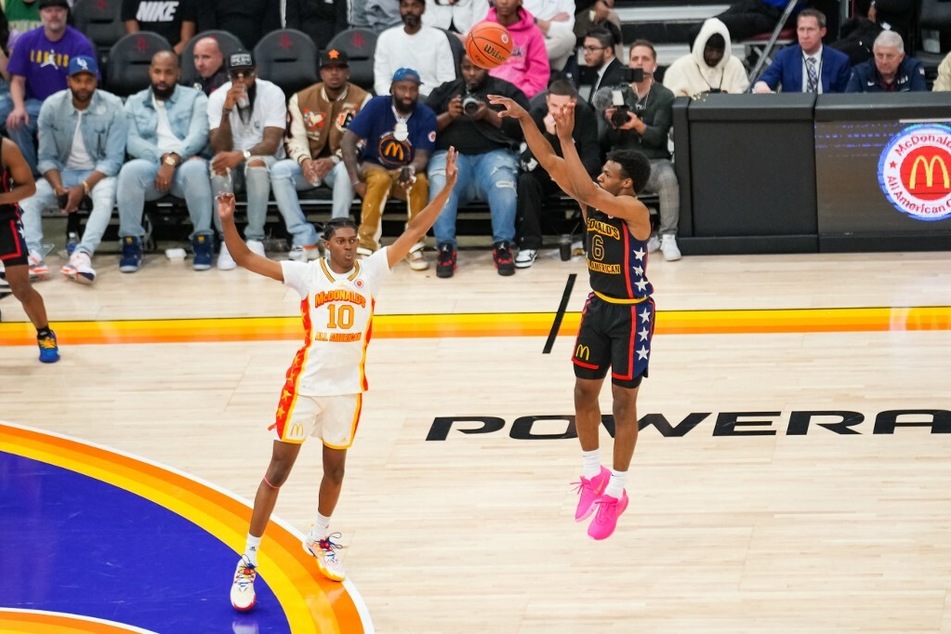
[{"left": 752, "top": 9, "right": 851, "bottom": 93}]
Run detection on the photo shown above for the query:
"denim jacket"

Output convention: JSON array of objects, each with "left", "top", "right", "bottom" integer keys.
[
  {"left": 125, "top": 84, "right": 210, "bottom": 162},
  {"left": 36, "top": 88, "right": 127, "bottom": 177}
]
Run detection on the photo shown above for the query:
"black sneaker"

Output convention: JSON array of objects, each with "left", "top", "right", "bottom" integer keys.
[
  {"left": 436, "top": 242, "right": 456, "bottom": 278},
  {"left": 493, "top": 241, "right": 515, "bottom": 276}
]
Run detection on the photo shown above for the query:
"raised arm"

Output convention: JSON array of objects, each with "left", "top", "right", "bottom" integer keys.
[
  {"left": 487, "top": 94, "right": 579, "bottom": 198},
  {"left": 552, "top": 102, "right": 650, "bottom": 229},
  {"left": 217, "top": 193, "right": 284, "bottom": 281},
  {"left": 387, "top": 147, "right": 458, "bottom": 268}
]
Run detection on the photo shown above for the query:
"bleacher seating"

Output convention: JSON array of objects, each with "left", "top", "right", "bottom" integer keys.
[
  {"left": 72, "top": 0, "right": 125, "bottom": 67},
  {"left": 105, "top": 32, "right": 173, "bottom": 98},
  {"left": 253, "top": 29, "right": 319, "bottom": 97}
]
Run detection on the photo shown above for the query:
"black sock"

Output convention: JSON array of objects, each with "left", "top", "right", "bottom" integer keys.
[{"left": 37, "top": 326, "right": 52, "bottom": 339}]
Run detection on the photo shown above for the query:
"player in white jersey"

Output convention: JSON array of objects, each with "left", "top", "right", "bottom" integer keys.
[{"left": 222, "top": 148, "right": 458, "bottom": 612}]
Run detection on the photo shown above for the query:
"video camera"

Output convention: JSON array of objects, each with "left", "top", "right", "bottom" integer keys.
[{"left": 462, "top": 90, "right": 483, "bottom": 117}]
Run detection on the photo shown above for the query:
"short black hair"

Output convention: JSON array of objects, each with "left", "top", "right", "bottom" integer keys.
[
  {"left": 321, "top": 217, "right": 358, "bottom": 241},
  {"left": 548, "top": 78, "right": 578, "bottom": 98},
  {"left": 606, "top": 149, "right": 651, "bottom": 193}
]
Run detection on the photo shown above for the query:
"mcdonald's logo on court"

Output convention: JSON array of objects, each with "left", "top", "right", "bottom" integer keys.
[{"left": 879, "top": 123, "right": 951, "bottom": 222}]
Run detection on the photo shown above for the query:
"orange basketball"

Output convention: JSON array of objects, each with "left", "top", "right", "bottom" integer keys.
[{"left": 465, "top": 22, "right": 513, "bottom": 70}]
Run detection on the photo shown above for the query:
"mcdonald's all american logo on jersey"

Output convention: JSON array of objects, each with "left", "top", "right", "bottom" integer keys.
[{"left": 878, "top": 123, "right": 951, "bottom": 222}]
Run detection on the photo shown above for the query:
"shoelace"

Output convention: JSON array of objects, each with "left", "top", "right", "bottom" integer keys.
[
  {"left": 318, "top": 532, "right": 343, "bottom": 560},
  {"left": 38, "top": 337, "right": 57, "bottom": 350},
  {"left": 571, "top": 477, "right": 595, "bottom": 495},
  {"left": 593, "top": 496, "right": 619, "bottom": 521},
  {"left": 234, "top": 560, "right": 256, "bottom": 585}
]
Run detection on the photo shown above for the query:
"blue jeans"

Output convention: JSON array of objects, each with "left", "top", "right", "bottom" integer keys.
[
  {"left": 428, "top": 149, "right": 517, "bottom": 248},
  {"left": 117, "top": 158, "right": 214, "bottom": 239},
  {"left": 270, "top": 159, "right": 354, "bottom": 247},
  {"left": 210, "top": 156, "right": 277, "bottom": 241},
  {"left": 8, "top": 98, "right": 43, "bottom": 176},
  {"left": 20, "top": 169, "right": 117, "bottom": 256}
]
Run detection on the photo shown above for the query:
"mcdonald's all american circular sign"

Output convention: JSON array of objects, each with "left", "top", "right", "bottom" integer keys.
[{"left": 879, "top": 123, "right": 951, "bottom": 222}]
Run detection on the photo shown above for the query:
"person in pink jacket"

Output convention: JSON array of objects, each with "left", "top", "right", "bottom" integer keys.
[{"left": 483, "top": 0, "right": 550, "bottom": 99}]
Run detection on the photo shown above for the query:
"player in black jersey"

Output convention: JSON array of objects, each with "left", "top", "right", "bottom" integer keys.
[
  {"left": 0, "top": 137, "right": 59, "bottom": 363},
  {"left": 490, "top": 93, "right": 652, "bottom": 540}
]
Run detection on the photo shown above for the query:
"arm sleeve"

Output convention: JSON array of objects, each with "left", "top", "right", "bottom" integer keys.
[
  {"left": 285, "top": 93, "right": 312, "bottom": 164},
  {"left": 181, "top": 91, "right": 210, "bottom": 158},
  {"left": 123, "top": 96, "right": 159, "bottom": 161}
]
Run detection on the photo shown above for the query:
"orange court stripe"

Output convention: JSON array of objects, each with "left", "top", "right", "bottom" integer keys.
[
  {"left": 1, "top": 306, "right": 950, "bottom": 346},
  {"left": 0, "top": 610, "right": 153, "bottom": 634},
  {"left": 0, "top": 423, "right": 366, "bottom": 634}
]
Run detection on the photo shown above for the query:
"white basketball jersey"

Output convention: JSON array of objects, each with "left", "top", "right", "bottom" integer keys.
[{"left": 280, "top": 249, "right": 391, "bottom": 396}]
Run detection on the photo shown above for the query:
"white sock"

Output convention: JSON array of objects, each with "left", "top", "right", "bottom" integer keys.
[
  {"left": 309, "top": 513, "right": 331, "bottom": 541},
  {"left": 582, "top": 449, "right": 601, "bottom": 479},
  {"left": 604, "top": 469, "right": 627, "bottom": 499},
  {"left": 244, "top": 533, "right": 262, "bottom": 567}
]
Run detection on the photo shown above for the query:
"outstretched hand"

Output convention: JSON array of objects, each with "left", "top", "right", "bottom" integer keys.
[
  {"left": 550, "top": 102, "right": 576, "bottom": 140},
  {"left": 487, "top": 94, "right": 528, "bottom": 120},
  {"left": 217, "top": 192, "right": 236, "bottom": 222},
  {"left": 443, "top": 146, "right": 459, "bottom": 187}
]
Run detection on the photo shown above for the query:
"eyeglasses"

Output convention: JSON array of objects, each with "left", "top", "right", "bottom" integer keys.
[{"left": 582, "top": 45, "right": 606, "bottom": 52}]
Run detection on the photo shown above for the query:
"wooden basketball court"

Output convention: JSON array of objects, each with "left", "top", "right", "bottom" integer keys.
[{"left": 2, "top": 246, "right": 951, "bottom": 632}]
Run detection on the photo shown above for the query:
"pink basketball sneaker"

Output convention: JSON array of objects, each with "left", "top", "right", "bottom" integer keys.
[
  {"left": 587, "top": 490, "right": 629, "bottom": 541},
  {"left": 573, "top": 466, "right": 610, "bottom": 521}
]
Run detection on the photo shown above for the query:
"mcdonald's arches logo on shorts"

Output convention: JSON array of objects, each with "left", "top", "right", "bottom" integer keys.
[
  {"left": 575, "top": 344, "right": 590, "bottom": 361},
  {"left": 879, "top": 123, "right": 951, "bottom": 222}
]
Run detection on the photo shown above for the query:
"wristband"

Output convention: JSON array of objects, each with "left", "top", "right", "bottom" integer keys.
[{"left": 82, "top": 181, "right": 90, "bottom": 195}]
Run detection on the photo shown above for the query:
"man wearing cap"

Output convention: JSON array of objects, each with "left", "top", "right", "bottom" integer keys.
[
  {"left": 271, "top": 48, "right": 371, "bottom": 262},
  {"left": 116, "top": 51, "right": 214, "bottom": 274},
  {"left": 6, "top": 0, "right": 96, "bottom": 176},
  {"left": 18, "top": 55, "right": 127, "bottom": 284},
  {"left": 207, "top": 50, "right": 286, "bottom": 270},
  {"left": 341, "top": 67, "right": 437, "bottom": 269}
]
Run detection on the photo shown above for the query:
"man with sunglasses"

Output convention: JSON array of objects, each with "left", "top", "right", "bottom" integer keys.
[{"left": 206, "top": 50, "right": 286, "bottom": 270}]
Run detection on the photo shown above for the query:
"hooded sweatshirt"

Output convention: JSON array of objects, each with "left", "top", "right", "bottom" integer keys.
[
  {"left": 663, "top": 18, "right": 750, "bottom": 98},
  {"left": 484, "top": 8, "right": 550, "bottom": 99}
]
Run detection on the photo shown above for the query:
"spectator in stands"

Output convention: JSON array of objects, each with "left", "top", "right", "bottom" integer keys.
[
  {"left": 696, "top": 0, "right": 803, "bottom": 46},
  {"left": 191, "top": 35, "right": 229, "bottom": 96},
  {"left": 6, "top": 0, "right": 95, "bottom": 175},
  {"left": 573, "top": 0, "right": 621, "bottom": 49},
  {"left": 340, "top": 67, "right": 436, "bottom": 269},
  {"left": 422, "top": 0, "right": 489, "bottom": 35},
  {"left": 575, "top": 26, "right": 626, "bottom": 103},
  {"left": 594, "top": 40, "right": 681, "bottom": 261},
  {"left": 933, "top": 51, "right": 951, "bottom": 92},
  {"left": 116, "top": 51, "right": 213, "bottom": 273},
  {"left": 19, "top": 55, "right": 126, "bottom": 283},
  {"left": 514, "top": 79, "right": 599, "bottom": 269},
  {"left": 0, "top": 8, "right": 15, "bottom": 130},
  {"left": 271, "top": 48, "right": 371, "bottom": 262},
  {"left": 485, "top": 0, "right": 549, "bottom": 99},
  {"left": 846, "top": 31, "right": 925, "bottom": 93},
  {"left": 196, "top": 1, "right": 280, "bottom": 51},
  {"left": 373, "top": 0, "right": 456, "bottom": 98},
  {"left": 426, "top": 52, "right": 528, "bottom": 278},
  {"left": 664, "top": 18, "right": 749, "bottom": 98},
  {"left": 207, "top": 50, "right": 286, "bottom": 270},
  {"left": 522, "top": 0, "right": 575, "bottom": 72},
  {"left": 122, "top": 0, "right": 197, "bottom": 55},
  {"left": 752, "top": 9, "right": 851, "bottom": 94},
  {"left": 284, "top": 0, "right": 348, "bottom": 52},
  {"left": 4, "top": 0, "right": 41, "bottom": 36},
  {"left": 353, "top": 0, "right": 403, "bottom": 33}
]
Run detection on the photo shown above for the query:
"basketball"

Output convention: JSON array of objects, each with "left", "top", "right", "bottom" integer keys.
[{"left": 465, "top": 22, "right": 513, "bottom": 70}]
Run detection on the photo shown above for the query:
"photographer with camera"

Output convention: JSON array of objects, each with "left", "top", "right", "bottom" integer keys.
[
  {"left": 593, "top": 40, "right": 681, "bottom": 261},
  {"left": 425, "top": 53, "right": 529, "bottom": 278}
]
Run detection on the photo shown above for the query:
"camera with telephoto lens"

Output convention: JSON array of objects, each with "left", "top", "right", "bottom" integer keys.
[
  {"left": 462, "top": 92, "right": 482, "bottom": 117},
  {"left": 609, "top": 89, "right": 630, "bottom": 128}
]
